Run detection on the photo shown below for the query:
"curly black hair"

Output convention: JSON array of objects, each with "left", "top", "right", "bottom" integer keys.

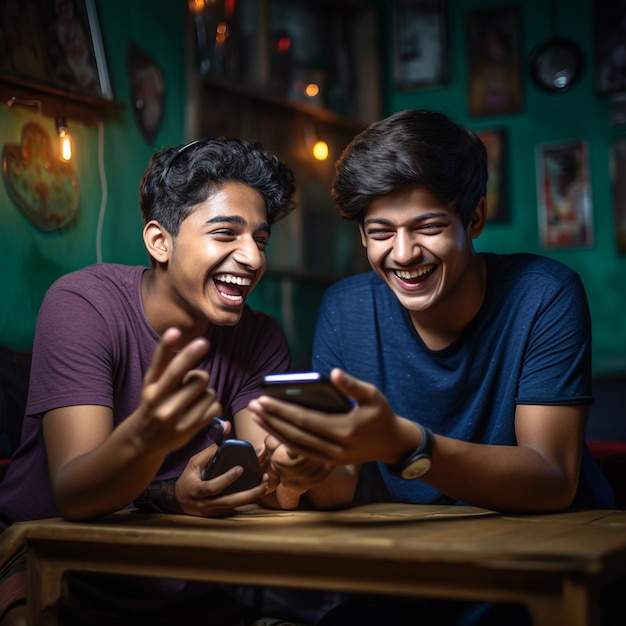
[{"left": 140, "top": 137, "right": 297, "bottom": 236}]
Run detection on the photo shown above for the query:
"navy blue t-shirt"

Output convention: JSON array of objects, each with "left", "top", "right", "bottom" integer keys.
[{"left": 313, "top": 253, "right": 614, "bottom": 509}]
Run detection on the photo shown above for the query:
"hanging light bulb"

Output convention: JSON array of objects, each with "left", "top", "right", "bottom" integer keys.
[
  {"left": 312, "top": 140, "right": 329, "bottom": 161},
  {"left": 56, "top": 116, "right": 73, "bottom": 162}
]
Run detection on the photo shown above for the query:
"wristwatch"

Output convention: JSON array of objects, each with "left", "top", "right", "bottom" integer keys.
[{"left": 388, "top": 425, "right": 433, "bottom": 479}]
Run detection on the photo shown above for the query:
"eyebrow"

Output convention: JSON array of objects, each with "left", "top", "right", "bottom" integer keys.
[
  {"left": 205, "top": 215, "right": 271, "bottom": 233},
  {"left": 363, "top": 212, "right": 450, "bottom": 227}
]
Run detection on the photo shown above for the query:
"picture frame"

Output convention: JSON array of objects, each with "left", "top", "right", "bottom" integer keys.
[
  {"left": 536, "top": 140, "right": 594, "bottom": 249},
  {"left": 592, "top": 0, "right": 626, "bottom": 96},
  {"left": 392, "top": 0, "right": 448, "bottom": 91},
  {"left": 466, "top": 6, "right": 523, "bottom": 117},
  {"left": 0, "top": 0, "right": 112, "bottom": 101},
  {"left": 476, "top": 127, "right": 510, "bottom": 223},
  {"left": 610, "top": 138, "right": 626, "bottom": 254}
]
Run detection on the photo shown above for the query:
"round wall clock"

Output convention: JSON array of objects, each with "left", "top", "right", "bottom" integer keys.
[{"left": 530, "top": 38, "right": 584, "bottom": 92}]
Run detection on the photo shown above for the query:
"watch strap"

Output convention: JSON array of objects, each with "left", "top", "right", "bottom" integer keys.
[{"left": 387, "top": 424, "right": 433, "bottom": 478}]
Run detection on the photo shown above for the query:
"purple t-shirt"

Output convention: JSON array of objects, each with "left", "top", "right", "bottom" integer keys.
[{"left": 0, "top": 263, "right": 290, "bottom": 527}]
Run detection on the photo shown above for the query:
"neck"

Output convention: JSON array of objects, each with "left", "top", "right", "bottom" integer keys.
[
  {"left": 141, "top": 268, "right": 210, "bottom": 343},
  {"left": 409, "top": 254, "right": 486, "bottom": 351}
]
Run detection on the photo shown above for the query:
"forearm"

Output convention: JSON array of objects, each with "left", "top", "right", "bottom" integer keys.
[
  {"left": 422, "top": 435, "right": 578, "bottom": 513},
  {"left": 50, "top": 418, "right": 168, "bottom": 521},
  {"left": 303, "top": 465, "right": 359, "bottom": 510}
]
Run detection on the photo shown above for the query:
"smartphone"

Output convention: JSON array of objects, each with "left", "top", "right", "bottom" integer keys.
[
  {"left": 201, "top": 439, "right": 263, "bottom": 495},
  {"left": 261, "top": 372, "right": 353, "bottom": 413},
  {"left": 206, "top": 417, "right": 227, "bottom": 446}
]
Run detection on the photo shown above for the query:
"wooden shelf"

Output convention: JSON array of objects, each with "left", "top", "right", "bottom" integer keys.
[
  {"left": 0, "top": 74, "right": 125, "bottom": 125},
  {"left": 201, "top": 76, "right": 366, "bottom": 133}
]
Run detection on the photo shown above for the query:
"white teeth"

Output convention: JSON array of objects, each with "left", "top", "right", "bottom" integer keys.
[
  {"left": 215, "top": 274, "right": 252, "bottom": 286},
  {"left": 395, "top": 265, "right": 434, "bottom": 279},
  {"left": 221, "top": 292, "right": 243, "bottom": 301}
]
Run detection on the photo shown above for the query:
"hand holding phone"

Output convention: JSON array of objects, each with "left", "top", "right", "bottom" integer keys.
[
  {"left": 202, "top": 438, "right": 263, "bottom": 495},
  {"left": 261, "top": 372, "right": 353, "bottom": 413}
]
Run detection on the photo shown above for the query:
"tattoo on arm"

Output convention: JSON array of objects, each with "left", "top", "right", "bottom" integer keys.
[{"left": 133, "top": 479, "right": 184, "bottom": 514}]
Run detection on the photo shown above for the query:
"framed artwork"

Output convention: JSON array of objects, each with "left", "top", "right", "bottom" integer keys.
[
  {"left": 476, "top": 128, "right": 510, "bottom": 223},
  {"left": 0, "top": 0, "right": 112, "bottom": 101},
  {"left": 536, "top": 140, "right": 594, "bottom": 249},
  {"left": 392, "top": 0, "right": 448, "bottom": 91},
  {"left": 592, "top": 0, "right": 626, "bottom": 96},
  {"left": 610, "top": 138, "right": 626, "bottom": 254},
  {"left": 466, "top": 6, "right": 523, "bottom": 117},
  {"left": 128, "top": 42, "right": 165, "bottom": 146}
]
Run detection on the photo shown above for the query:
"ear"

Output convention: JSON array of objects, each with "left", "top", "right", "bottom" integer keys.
[
  {"left": 468, "top": 197, "right": 487, "bottom": 240},
  {"left": 358, "top": 223, "right": 367, "bottom": 248},
  {"left": 143, "top": 220, "right": 172, "bottom": 264}
]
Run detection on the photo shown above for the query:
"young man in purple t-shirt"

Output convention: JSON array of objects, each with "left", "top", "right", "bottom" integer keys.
[{"left": 0, "top": 138, "right": 338, "bottom": 625}]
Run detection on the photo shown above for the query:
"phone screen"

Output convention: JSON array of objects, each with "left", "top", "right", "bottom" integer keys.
[{"left": 261, "top": 372, "right": 353, "bottom": 413}]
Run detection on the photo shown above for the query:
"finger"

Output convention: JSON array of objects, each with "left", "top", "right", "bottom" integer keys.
[
  {"left": 175, "top": 393, "right": 221, "bottom": 433},
  {"left": 144, "top": 335, "right": 211, "bottom": 404},
  {"left": 330, "top": 368, "right": 377, "bottom": 406},
  {"left": 188, "top": 442, "right": 220, "bottom": 472},
  {"left": 251, "top": 413, "right": 340, "bottom": 464},
  {"left": 251, "top": 396, "right": 342, "bottom": 445},
  {"left": 143, "top": 327, "right": 182, "bottom": 386}
]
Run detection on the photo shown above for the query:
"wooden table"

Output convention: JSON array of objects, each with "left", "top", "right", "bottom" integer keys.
[{"left": 14, "top": 503, "right": 626, "bottom": 625}]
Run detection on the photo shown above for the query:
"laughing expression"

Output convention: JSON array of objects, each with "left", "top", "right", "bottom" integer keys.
[
  {"left": 360, "top": 186, "right": 482, "bottom": 318},
  {"left": 164, "top": 181, "right": 270, "bottom": 328}
]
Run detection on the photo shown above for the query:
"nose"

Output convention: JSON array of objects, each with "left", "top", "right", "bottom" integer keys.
[
  {"left": 391, "top": 230, "right": 421, "bottom": 265},
  {"left": 233, "top": 235, "right": 264, "bottom": 270}
]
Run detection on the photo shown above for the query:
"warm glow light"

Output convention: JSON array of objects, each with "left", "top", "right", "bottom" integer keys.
[
  {"left": 305, "top": 83, "right": 320, "bottom": 97},
  {"left": 56, "top": 116, "right": 72, "bottom": 162},
  {"left": 188, "top": 0, "right": 205, "bottom": 14},
  {"left": 216, "top": 22, "right": 229, "bottom": 44},
  {"left": 312, "top": 140, "right": 328, "bottom": 161},
  {"left": 59, "top": 130, "right": 72, "bottom": 162}
]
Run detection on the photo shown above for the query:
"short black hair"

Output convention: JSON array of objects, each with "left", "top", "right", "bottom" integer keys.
[
  {"left": 331, "top": 109, "right": 487, "bottom": 227},
  {"left": 140, "top": 137, "right": 297, "bottom": 236}
]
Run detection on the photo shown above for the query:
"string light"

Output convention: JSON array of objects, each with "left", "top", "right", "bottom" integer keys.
[{"left": 56, "top": 116, "right": 73, "bottom": 162}]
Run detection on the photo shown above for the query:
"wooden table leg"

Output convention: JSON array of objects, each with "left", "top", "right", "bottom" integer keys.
[
  {"left": 26, "top": 543, "right": 66, "bottom": 626},
  {"left": 526, "top": 578, "right": 601, "bottom": 626}
]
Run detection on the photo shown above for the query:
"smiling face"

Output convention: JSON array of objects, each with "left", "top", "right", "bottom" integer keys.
[
  {"left": 360, "top": 185, "right": 486, "bottom": 331},
  {"left": 143, "top": 181, "right": 270, "bottom": 334}
]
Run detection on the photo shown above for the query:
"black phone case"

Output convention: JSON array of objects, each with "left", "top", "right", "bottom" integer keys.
[
  {"left": 261, "top": 372, "right": 353, "bottom": 413},
  {"left": 202, "top": 439, "right": 263, "bottom": 494}
]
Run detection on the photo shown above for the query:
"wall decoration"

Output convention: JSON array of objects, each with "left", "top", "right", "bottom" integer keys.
[
  {"left": 610, "top": 138, "right": 626, "bottom": 254},
  {"left": 536, "top": 139, "right": 593, "bottom": 249},
  {"left": 476, "top": 128, "right": 510, "bottom": 223},
  {"left": 466, "top": 6, "right": 523, "bottom": 117},
  {"left": 2, "top": 123, "right": 79, "bottom": 231},
  {"left": 127, "top": 42, "right": 165, "bottom": 146},
  {"left": 0, "top": 0, "right": 112, "bottom": 101},
  {"left": 592, "top": 0, "right": 626, "bottom": 96},
  {"left": 392, "top": 0, "right": 448, "bottom": 90}
]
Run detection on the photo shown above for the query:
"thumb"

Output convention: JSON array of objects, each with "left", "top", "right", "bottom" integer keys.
[
  {"left": 275, "top": 484, "right": 301, "bottom": 510},
  {"left": 189, "top": 443, "right": 219, "bottom": 471},
  {"left": 329, "top": 368, "right": 377, "bottom": 406}
]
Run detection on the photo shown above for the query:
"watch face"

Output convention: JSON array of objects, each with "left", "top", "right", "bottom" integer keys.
[{"left": 401, "top": 457, "right": 431, "bottom": 479}]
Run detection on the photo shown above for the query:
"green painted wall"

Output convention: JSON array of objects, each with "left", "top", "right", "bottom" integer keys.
[
  {"left": 1, "top": 0, "right": 625, "bottom": 377},
  {"left": 0, "top": 0, "right": 187, "bottom": 351},
  {"left": 379, "top": 0, "right": 626, "bottom": 376}
]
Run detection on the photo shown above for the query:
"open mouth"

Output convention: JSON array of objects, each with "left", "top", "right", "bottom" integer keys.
[
  {"left": 213, "top": 273, "right": 252, "bottom": 304},
  {"left": 393, "top": 264, "right": 436, "bottom": 285}
]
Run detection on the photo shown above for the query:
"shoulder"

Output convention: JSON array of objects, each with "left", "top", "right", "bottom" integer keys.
[
  {"left": 49, "top": 264, "right": 144, "bottom": 296},
  {"left": 485, "top": 253, "right": 582, "bottom": 297},
  {"left": 486, "top": 252, "right": 578, "bottom": 283}
]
